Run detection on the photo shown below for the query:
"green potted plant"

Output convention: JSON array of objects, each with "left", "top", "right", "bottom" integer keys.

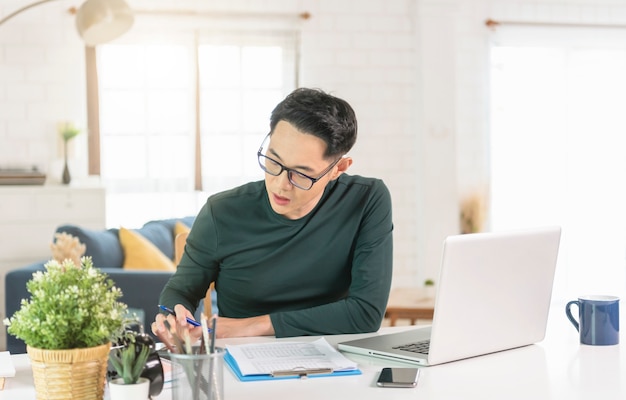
[
  {"left": 58, "top": 121, "right": 81, "bottom": 184},
  {"left": 424, "top": 279, "right": 435, "bottom": 298},
  {"left": 3, "top": 257, "right": 127, "bottom": 400},
  {"left": 108, "top": 332, "right": 151, "bottom": 400}
]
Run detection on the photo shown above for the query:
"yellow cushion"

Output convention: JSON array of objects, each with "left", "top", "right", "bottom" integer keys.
[
  {"left": 119, "top": 227, "right": 176, "bottom": 271},
  {"left": 174, "top": 220, "right": 191, "bottom": 236}
]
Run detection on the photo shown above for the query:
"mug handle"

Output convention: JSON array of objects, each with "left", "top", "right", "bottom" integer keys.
[{"left": 565, "top": 300, "right": 580, "bottom": 332}]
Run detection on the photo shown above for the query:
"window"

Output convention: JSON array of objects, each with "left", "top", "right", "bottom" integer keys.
[
  {"left": 95, "top": 30, "right": 297, "bottom": 227},
  {"left": 489, "top": 27, "right": 626, "bottom": 300},
  {"left": 197, "top": 33, "right": 297, "bottom": 193}
]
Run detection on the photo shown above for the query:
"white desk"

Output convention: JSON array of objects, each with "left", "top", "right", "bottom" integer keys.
[{"left": 2, "top": 304, "right": 625, "bottom": 400}]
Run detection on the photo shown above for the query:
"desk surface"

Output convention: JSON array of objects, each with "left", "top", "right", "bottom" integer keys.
[{"left": 2, "top": 302, "right": 625, "bottom": 400}]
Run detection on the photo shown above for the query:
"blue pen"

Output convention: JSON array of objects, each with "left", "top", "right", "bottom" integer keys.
[{"left": 158, "top": 305, "right": 211, "bottom": 331}]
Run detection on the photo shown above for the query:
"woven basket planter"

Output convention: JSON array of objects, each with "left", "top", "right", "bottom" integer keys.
[{"left": 27, "top": 342, "right": 111, "bottom": 400}]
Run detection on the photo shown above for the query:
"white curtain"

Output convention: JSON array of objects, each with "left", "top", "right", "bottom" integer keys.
[{"left": 489, "top": 26, "right": 626, "bottom": 301}]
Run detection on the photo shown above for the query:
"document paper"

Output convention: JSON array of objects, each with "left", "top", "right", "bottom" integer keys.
[{"left": 225, "top": 338, "right": 358, "bottom": 376}]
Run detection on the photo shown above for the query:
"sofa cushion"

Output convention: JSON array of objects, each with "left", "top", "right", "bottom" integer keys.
[
  {"left": 119, "top": 227, "right": 176, "bottom": 271},
  {"left": 55, "top": 225, "right": 123, "bottom": 268},
  {"left": 139, "top": 217, "right": 196, "bottom": 259},
  {"left": 135, "top": 221, "right": 176, "bottom": 260},
  {"left": 174, "top": 220, "right": 191, "bottom": 236},
  {"left": 145, "top": 216, "right": 196, "bottom": 231},
  {"left": 54, "top": 217, "right": 196, "bottom": 270}
]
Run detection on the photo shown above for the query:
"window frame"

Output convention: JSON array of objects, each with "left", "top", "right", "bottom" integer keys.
[{"left": 85, "top": 23, "right": 299, "bottom": 227}]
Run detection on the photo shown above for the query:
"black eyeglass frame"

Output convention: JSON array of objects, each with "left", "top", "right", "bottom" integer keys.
[{"left": 257, "top": 135, "right": 343, "bottom": 191}]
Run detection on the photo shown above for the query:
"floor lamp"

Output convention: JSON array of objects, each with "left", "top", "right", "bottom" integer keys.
[{"left": 0, "top": 0, "right": 134, "bottom": 46}]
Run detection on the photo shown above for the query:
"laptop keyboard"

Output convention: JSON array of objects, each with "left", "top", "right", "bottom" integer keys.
[{"left": 393, "top": 340, "right": 430, "bottom": 355}]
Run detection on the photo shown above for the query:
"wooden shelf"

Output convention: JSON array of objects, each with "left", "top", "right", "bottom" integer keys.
[
  {"left": 385, "top": 287, "right": 435, "bottom": 326},
  {"left": 0, "top": 171, "right": 46, "bottom": 185}
]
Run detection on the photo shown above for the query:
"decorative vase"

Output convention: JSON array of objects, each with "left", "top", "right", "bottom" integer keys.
[
  {"left": 62, "top": 141, "right": 71, "bottom": 184},
  {"left": 27, "top": 342, "right": 111, "bottom": 400},
  {"left": 108, "top": 377, "right": 150, "bottom": 400}
]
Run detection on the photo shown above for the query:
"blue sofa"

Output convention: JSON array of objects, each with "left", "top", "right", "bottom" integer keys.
[{"left": 4, "top": 216, "right": 196, "bottom": 354}]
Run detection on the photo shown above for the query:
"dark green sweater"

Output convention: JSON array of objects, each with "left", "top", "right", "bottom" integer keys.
[{"left": 159, "top": 174, "right": 393, "bottom": 337}]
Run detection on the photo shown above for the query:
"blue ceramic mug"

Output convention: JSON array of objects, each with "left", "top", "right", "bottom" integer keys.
[{"left": 566, "top": 295, "right": 620, "bottom": 346}]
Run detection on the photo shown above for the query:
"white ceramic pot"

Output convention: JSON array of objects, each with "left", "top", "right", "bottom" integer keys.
[{"left": 108, "top": 376, "right": 150, "bottom": 400}]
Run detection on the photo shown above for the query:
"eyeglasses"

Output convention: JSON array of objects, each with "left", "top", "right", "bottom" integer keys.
[{"left": 257, "top": 137, "right": 342, "bottom": 191}]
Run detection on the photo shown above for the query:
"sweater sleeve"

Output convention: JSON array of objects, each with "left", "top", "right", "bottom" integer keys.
[
  {"left": 158, "top": 200, "right": 220, "bottom": 314},
  {"left": 270, "top": 180, "right": 393, "bottom": 337}
]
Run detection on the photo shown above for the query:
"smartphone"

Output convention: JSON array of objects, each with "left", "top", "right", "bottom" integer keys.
[{"left": 376, "top": 367, "right": 420, "bottom": 388}]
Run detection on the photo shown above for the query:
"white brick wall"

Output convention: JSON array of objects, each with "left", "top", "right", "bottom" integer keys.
[
  {"left": 3, "top": 0, "right": 626, "bottom": 328},
  {"left": 296, "top": 0, "right": 422, "bottom": 285},
  {"left": 0, "top": 0, "right": 85, "bottom": 176}
]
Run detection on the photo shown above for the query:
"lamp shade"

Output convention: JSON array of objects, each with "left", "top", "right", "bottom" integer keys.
[{"left": 75, "top": 0, "right": 134, "bottom": 46}]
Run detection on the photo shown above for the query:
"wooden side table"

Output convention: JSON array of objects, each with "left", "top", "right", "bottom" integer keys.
[{"left": 385, "top": 287, "right": 435, "bottom": 326}]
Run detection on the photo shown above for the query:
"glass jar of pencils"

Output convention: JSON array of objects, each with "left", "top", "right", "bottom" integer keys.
[{"left": 169, "top": 346, "right": 224, "bottom": 400}]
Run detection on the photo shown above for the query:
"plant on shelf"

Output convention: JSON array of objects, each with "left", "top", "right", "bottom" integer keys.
[
  {"left": 3, "top": 256, "right": 127, "bottom": 399},
  {"left": 424, "top": 279, "right": 436, "bottom": 298},
  {"left": 58, "top": 121, "right": 81, "bottom": 184}
]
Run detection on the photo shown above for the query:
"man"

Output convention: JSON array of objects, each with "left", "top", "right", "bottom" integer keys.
[{"left": 153, "top": 88, "right": 393, "bottom": 340}]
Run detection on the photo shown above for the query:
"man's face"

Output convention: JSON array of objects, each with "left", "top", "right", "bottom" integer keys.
[{"left": 263, "top": 121, "right": 345, "bottom": 219}]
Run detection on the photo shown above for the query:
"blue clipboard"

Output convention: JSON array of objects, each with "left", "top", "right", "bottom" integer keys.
[{"left": 224, "top": 350, "right": 362, "bottom": 381}]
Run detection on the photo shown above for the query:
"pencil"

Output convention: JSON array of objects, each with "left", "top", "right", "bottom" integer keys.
[
  {"left": 210, "top": 314, "right": 217, "bottom": 354},
  {"left": 201, "top": 313, "right": 211, "bottom": 354}
]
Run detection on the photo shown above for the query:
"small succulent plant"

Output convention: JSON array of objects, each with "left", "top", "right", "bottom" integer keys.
[{"left": 109, "top": 333, "right": 151, "bottom": 384}]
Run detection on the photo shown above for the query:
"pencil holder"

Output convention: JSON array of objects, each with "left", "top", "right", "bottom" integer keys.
[{"left": 169, "top": 348, "right": 224, "bottom": 400}]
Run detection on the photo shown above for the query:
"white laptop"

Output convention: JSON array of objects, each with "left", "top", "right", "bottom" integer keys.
[{"left": 338, "top": 226, "right": 561, "bottom": 366}]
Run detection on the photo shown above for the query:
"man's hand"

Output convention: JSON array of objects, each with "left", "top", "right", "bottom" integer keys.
[
  {"left": 151, "top": 304, "right": 203, "bottom": 352},
  {"left": 152, "top": 305, "right": 276, "bottom": 348}
]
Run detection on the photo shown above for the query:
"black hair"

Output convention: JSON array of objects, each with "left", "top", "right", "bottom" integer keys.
[{"left": 269, "top": 88, "right": 357, "bottom": 158}]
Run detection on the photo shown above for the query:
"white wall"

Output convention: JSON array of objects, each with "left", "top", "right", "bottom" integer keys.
[
  {"left": 0, "top": 0, "right": 88, "bottom": 179},
  {"left": 2, "top": 0, "right": 626, "bottom": 319},
  {"left": 299, "top": 1, "right": 425, "bottom": 286}
]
